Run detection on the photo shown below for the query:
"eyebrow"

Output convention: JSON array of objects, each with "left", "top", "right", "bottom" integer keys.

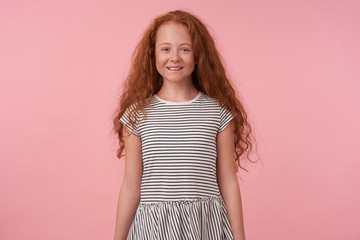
[{"left": 158, "top": 42, "right": 192, "bottom": 46}]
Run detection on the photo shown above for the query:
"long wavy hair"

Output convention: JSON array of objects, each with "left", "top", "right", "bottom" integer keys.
[{"left": 113, "top": 9, "right": 258, "bottom": 171}]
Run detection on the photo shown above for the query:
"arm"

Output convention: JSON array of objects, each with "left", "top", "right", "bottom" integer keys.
[
  {"left": 114, "top": 126, "right": 143, "bottom": 240},
  {"left": 216, "top": 120, "right": 246, "bottom": 240}
]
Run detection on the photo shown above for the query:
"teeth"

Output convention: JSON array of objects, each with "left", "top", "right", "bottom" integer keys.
[{"left": 168, "top": 67, "right": 182, "bottom": 70}]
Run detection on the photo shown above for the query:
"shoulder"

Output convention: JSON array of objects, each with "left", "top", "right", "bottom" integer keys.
[
  {"left": 199, "top": 92, "right": 222, "bottom": 107},
  {"left": 127, "top": 95, "right": 154, "bottom": 112},
  {"left": 199, "top": 92, "right": 228, "bottom": 114}
]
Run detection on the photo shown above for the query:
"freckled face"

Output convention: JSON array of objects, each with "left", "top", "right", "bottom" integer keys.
[{"left": 155, "top": 22, "right": 195, "bottom": 84}]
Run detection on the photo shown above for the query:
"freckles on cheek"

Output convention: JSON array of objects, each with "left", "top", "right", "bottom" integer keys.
[
  {"left": 156, "top": 57, "right": 165, "bottom": 66},
  {"left": 154, "top": 51, "right": 160, "bottom": 61}
]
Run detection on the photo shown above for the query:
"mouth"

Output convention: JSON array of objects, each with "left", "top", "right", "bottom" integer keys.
[{"left": 167, "top": 67, "right": 183, "bottom": 71}]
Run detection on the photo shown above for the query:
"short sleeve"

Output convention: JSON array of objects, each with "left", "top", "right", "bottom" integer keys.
[
  {"left": 119, "top": 104, "right": 140, "bottom": 137},
  {"left": 218, "top": 104, "right": 234, "bottom": 133}
]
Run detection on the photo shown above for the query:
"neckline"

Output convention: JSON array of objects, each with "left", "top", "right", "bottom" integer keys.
[{"left": 154, "top": 91, "right": 202, "bottom": 104}]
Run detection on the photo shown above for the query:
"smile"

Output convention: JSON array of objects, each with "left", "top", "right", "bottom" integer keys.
[{"left": 167, "top": 67, "right": 183, "bottom": 71}]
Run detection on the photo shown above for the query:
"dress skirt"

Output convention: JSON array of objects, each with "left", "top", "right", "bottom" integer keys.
[{"left": 128, "top": 195, "right": 234, "bottom": 240}]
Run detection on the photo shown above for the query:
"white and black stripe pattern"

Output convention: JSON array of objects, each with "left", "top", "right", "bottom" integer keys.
[
  {"left": 128, "top": 195, "right": 234, "bottom": 239},
  {"left": 120, "top": 91, "right": 234, "bottom": 239}
]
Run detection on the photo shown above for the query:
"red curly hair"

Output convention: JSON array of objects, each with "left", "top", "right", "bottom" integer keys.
[{"left": 113, "top": 9, "right": 257, "bottom": 171}]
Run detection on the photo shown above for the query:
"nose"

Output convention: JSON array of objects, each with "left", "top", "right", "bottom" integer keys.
[{"left": 170, "top": 51, "right": 181, "bottom": 62}]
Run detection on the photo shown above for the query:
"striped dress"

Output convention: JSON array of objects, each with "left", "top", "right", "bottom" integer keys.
[{"left": 119, "top": 91, "right": 234, "bottom": 240}]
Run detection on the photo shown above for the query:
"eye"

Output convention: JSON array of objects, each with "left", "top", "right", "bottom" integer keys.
[
  {"left": 161, "top": 48, "right": 169, "bottom": 52},
  {"left": 181, "top": 48, "right": 190, "bottom": 52}
]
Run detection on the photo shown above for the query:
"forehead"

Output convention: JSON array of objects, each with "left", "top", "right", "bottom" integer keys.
[{"left": 155, "top": 22, "right": 192, "bottom": 45}]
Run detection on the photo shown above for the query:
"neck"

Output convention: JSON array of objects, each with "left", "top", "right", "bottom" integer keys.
[{"left": 156, "top": 80, "right": 198, "bottom": 102}]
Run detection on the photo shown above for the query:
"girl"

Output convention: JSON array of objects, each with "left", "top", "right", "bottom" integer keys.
[{"left": 113, "top": 9, "right": 256, "bottom": 240}]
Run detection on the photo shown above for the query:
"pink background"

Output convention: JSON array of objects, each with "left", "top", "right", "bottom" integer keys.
[{"left": 1, "top": 0, "right": 359, "bottom": 239}]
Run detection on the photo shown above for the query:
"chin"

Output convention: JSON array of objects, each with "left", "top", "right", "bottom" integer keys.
[{"left": 164, "top": 76, "right": 190, "bottom": 83}]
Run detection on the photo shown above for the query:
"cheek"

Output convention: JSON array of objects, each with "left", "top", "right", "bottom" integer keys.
[
  {"left": 155, "top": 54, "right": 166, "bottom": 67},
  {"left": 186, "top": 54, "right": 195, "bottom": 66},
  {"left": 155, "top": 55, "right": 165, "bottom": 74}
]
